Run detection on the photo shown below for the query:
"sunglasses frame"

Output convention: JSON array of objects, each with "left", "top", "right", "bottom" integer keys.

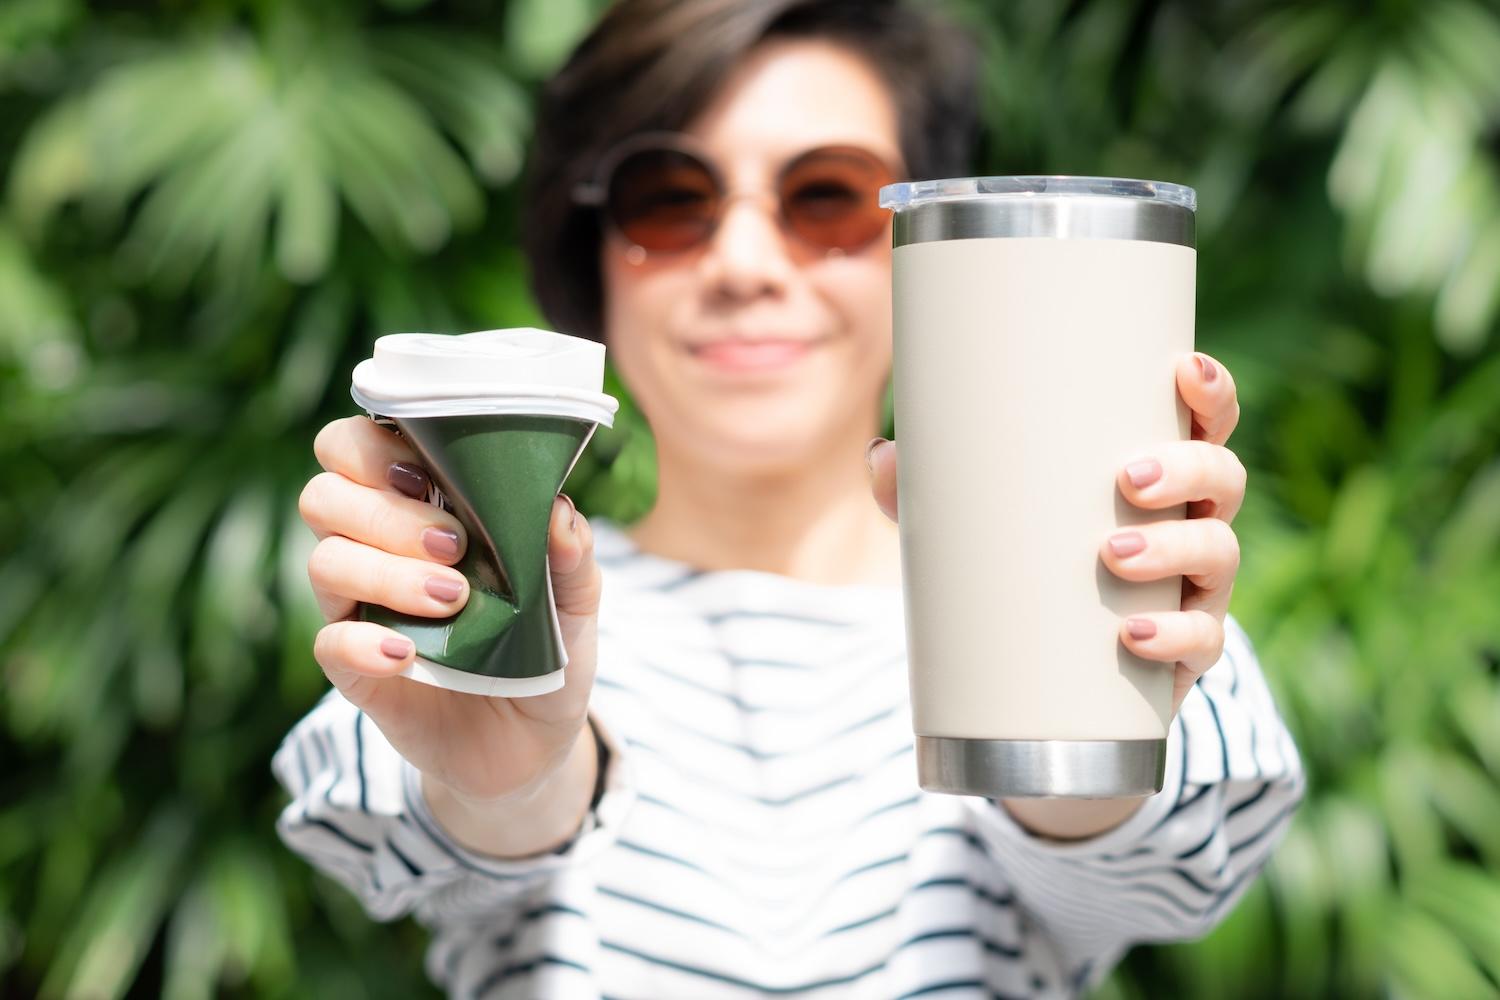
[{"left": 572, "top": 130, "right": 902, "bottom": 256}]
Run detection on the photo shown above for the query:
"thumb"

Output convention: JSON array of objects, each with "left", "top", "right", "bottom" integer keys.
[
  {"left": 867, "top": 437, "right": 898, "bottom": 522},
  {"left": 547, "top": 493, "right": 602, "bottom": 623},
  {"left": 517, "top": 493, "right": 602, "bottom": 723}
]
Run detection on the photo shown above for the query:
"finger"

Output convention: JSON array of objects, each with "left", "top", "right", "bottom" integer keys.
[
  {"left": 299, "top": 471, "right": 467, "bottom": 561},
  {"left": 311, "top": 579, "right": 357, "bottom": 625},
  {"left": 866, "top": 437, "right": 897, "bottom": 522},
  {"left": 1175, "top": 352, "right": 1240, "bottom": 446},
  {"left": 1101, "top": 517, "right": 1239, "bottom": 620},
  {"left": 1119, "top": 609, "right": 1224, "bottom": 677},
  {"left": 312, "top": 620, "right": 416, "bottom": 698},
  {"left": 547, "top": 494, "right": 601, "bottom": 623},
  {"left": 307, "top": 535, "right": 469, "bottom": 619},
  {"left": 513, "top": 494, "right": 601, "bottom": 726},
  {"left": 1118, "top": 440, "right": 1247, "bottom": 523},
  {"left": 314, "top": 416, "right": 429, "bottom": 497}
]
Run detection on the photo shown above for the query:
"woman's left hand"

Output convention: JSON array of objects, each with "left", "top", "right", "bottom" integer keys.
[{"left": 867, "top": 351, "right": 1245, "bottom": 722}]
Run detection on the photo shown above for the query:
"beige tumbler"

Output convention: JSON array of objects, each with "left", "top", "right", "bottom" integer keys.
[{"left": 878, "top": 176, "right": 1196, "bottom": 798}]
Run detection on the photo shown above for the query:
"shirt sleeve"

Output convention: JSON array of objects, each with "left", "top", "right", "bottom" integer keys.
[
  {"left": 271, "top": 687, "right": 635, "bottom": 927},
  {"left": 966, "top": 613, "right": 1307, "bottom": 994}
]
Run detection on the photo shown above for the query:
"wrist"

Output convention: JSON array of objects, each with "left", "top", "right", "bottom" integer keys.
[
  {"left": 997, "top": 795, "right": 1147, "bottom": 841},
  {"left": 423, "top": 723, "right": 599, "bottom": 859}
]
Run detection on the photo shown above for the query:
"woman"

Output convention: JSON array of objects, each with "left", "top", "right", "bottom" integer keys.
[{"left": 276, "top": 0, "right": 1305, "bottom": 996}]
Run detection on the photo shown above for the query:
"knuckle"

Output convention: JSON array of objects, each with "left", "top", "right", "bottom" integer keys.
[
  {"left": 364, "top": 494, "right": 403, "bottom": 548},
  {"left": 1200, "top": 612, "right": 1226, "bottom": 657},
  {"left": 307, "top": 535, "right": 352, "bottom": 585},
  {"left": 306, "top": 536, "right": 332, "bottom": 580},
  {"left": 1218, "top": 520, "right": 1242, "bottom": 572},
  {"left": 1206, "top": 515, "right": 1242, "bottom": 569},
  {"left": 370, "top": 554, "right": 410, "bottom": 605},
  {"left": 313, "top": 418, "right": 354, "bottom": 471},
  {"left": 1189, "top": 438, "right": 1218, "bottom": 475},
  {"left": 1217, "top": 444, "right": 1247, "bottom": 486},
  {"left": 297, "top": 472, "right": 338, "bottom": 528}
]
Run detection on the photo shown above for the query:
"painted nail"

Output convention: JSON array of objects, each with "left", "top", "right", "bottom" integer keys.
[
  {"left": 865, "top": 437, "right": 889, "bottom": 475},
  {"left": 1197, "top": 354, "right": 1218, "bottom": 383},
  {"left": 422, "top": 527, "right": 461, "bottom": 560},
  {"left": 1126, "top": 458, "right": 1162, "bottom": 489},
  {"left": 558, "top": 493, "right": 578, "bottom": 532},
  {"left": 381, "top": 636, "right": 414, "bottom": 660},
  {"left": 387, "top": 462, "right": 429, "bottom": 500},
  {"left": 424, "top": 576, "right": 465, "bottom": 603},
  {"left": 1126, "top": 618, "right": 1158, "bottom": 640},
  {"left": 1108, "top": 531, "right": 1147, "bottom": 558}
]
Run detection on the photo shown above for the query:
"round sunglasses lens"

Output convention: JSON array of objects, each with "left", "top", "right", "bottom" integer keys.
[
  {"left": 608, "top": 148, "right": 719, "bottom": 252},
  {"left": 780, "top": 148, "right": 893, "bottom": 251}
]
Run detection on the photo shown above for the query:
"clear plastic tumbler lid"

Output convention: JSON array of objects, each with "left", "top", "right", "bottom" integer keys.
[
  {"left": 880, "top": 176, "right": 1196, "bottom": 248},
  {"left": 879, "top": 175, "right": 1196, "bottom": 212}
]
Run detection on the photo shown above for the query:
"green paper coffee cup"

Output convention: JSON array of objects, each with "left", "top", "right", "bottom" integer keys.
[{"left": 350, "top": 329, "right": 618, "bottom": 697}]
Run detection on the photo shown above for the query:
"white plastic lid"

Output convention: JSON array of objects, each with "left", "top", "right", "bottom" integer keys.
[
  {"left": 879, "top": 175, "right": 1197, "bottom": 212},
  {"left": 350, "top": 328, "right": 619, "bottom": 425}
]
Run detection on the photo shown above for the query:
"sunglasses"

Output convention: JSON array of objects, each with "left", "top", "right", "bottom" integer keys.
[{"left": 573, "top": 132, "right": 900, "bottom": 257}]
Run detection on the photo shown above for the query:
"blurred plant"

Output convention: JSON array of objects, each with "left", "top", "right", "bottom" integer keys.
[
  {"left": 1, "top": 0, "right": 1497, "bottom": 998},
  {"left": 0, "top": 1, "right": 609, "bottom": 997}
]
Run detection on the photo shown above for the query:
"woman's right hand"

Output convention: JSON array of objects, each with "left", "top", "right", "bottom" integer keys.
[{"left": 298, "top": 416, "right": 602, "bottom": 814}]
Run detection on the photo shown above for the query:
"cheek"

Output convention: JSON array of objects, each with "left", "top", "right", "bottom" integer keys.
[
  {"left": 600, "top": 247, "right": 681, "bottom": 359},
  {"left": 818, "top": 256, "right": 894, "bottom": 359}
]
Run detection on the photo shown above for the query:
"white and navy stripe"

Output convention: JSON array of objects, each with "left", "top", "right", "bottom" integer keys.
[{"left": 274, "top": 517, "right": 1305, "bottom": 998}]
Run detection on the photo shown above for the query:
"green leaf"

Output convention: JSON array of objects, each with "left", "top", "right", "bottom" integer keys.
[
  {"left": 40, "top": 808, "right": 193, "bottom": 1000},
  {"left": 1424, "top": 750, "right": 1500, "bottom": 867},
  {"left": 1409, "top": 863, "right": 1500, "bottom": 985},
  {"left": 1322, "top": 465, "right": 1392, "bottom": 579},
  {"left": 504, "top": 0, "right": 597, "bottom": 77},
  {"left": 1384, "top": 903, "right": 1499, "bottom": 999}
]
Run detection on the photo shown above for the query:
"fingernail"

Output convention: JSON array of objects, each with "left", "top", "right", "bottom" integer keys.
[
  {"left": 558, "top": 493, "right": 578, "bottom": 533},
  {"left": 1109, "top": 531, "right": 1147, "bottom": 558},
  {"left": 865, "top": 437, "right": 889, "bottom": 475},
  {"left": 1126, "top": 618, "right": 1158, "bottom": 640},
  {"left": 1197, "top": 354, "right": 1217, "bottom": 383},
  {"left": 424, "top": 576, "right": 465, "bottom": 603},
  {"left": 1126, "top": 458, "right": 1162, "bottom": 489},
  {"left": 422, "top": 527, "right": 461, "bottom": 560},
  {"left": 388, "top": 462, "right": 429, "bottom": 500},
  {"left": 381, "top": 636, "right": 414, "bottom": 660}
]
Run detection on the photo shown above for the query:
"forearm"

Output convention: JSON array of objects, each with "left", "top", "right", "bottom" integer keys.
[
  {"left": 998, "top": 795, "right": 1147, "bottom": 841},
  {"left": 422, "top": 724, "right": 598, "bottom": 859}
]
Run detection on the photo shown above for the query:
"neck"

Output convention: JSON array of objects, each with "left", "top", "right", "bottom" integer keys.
[{"left": 625, "top": 429, "right": 901, "bottom": 587}]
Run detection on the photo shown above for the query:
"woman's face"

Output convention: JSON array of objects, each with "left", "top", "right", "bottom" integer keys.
[{"left": 600, "top": 39, "right": 904, "bottom": 475}]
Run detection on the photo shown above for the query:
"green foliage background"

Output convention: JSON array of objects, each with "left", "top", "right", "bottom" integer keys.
[{"left": 2, "top": 0, "right": 1498, "bottom": 997}]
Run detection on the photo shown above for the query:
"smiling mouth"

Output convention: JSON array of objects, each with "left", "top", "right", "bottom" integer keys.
[{"left": 687, "top": 338, "right": 822, "bottom": 372}]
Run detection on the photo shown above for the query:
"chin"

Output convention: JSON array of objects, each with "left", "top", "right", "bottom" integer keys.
[{"left": 681, "top": 412, "right": 831, "bottom": 469}]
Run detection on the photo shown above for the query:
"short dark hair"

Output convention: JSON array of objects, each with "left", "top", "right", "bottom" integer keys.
[{"left": 519, "top": 0, "right": 981, "bottom": 343}]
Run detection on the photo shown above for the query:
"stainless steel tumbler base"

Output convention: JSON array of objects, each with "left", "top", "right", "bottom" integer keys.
[{"left": 916, "top": 736, "right": 1168, "bottom": 798}]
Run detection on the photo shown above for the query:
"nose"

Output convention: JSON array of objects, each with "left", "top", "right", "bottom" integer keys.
[{"left": 698, "top": 192, "right": 793, "bottom": 304}]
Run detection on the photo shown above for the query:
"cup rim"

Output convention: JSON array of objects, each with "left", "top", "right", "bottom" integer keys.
[
  {"left": 349, "top": 382, "right": 618, "bottom": 426},
  {"left": 879, "top": 175, "right": 1197, "bottom": 213}
]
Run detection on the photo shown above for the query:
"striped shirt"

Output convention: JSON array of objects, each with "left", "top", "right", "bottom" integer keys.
[{"left": 273, "top": 517, "right": 1306, "bottom": 999}]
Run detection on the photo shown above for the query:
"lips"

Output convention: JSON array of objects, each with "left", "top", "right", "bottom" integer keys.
[{"left": 687, "top": 337, "right": 820, "bottom": 373}]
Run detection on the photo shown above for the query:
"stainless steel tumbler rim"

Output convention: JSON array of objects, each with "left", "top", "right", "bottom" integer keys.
[
  {"left": 916, "top": 736, "right": 1168, "bottom": 798},
  {"left": 891, "top": 196, "right": 1195, "bottom": 249}
]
